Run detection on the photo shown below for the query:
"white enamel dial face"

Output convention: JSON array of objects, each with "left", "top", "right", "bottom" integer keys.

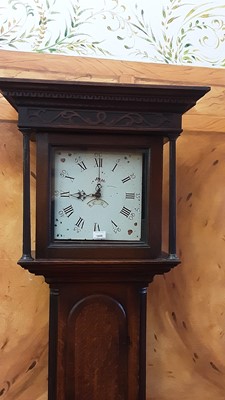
[{"left": 52, "top": 149, "right": 143, "bottom": 241}]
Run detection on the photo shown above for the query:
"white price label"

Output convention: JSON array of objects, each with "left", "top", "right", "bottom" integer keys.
[{"left": 93, "top": 231, "right": 107, "bottom": 240}]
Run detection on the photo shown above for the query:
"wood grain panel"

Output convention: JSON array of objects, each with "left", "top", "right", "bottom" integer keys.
[
  {"left": 0, "top": 118, "right": 47, "bottom": 400},
  {"left": 66, "top": 295, "right": 127, "bottom": 400},
  {"left": 147, "top": 131, "right": 225, "bottom": 400},
  {"left": 0, "top": 49, "right": 225, "bottom": 400},
  {"left": 0, "top": 50, "right": 224, "bottom": 133}
]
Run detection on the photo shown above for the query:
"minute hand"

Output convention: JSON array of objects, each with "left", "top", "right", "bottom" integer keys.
[
  {"left": 70, "top": 190, "right": 101, "bottom": 201},
  {"left": 96, "top": 157, "right": 102, "bottom": 182}
]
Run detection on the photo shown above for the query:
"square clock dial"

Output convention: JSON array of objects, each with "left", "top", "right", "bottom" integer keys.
[{"left": 52, "top": 149, "right": 145, "bottom": 241}]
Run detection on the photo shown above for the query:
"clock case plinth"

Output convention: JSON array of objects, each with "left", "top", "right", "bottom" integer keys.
[{"left": 0, "top": 78, "right": 210, "bottom": 400}]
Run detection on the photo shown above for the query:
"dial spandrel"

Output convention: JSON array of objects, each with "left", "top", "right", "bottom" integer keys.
[{"left": 52, "top": 150, "right": 144, "bottom": 241}]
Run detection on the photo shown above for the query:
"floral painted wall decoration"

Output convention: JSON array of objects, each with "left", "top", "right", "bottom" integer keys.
[{"left": 0, "top": 0, "right": 225, "bottom": 67}]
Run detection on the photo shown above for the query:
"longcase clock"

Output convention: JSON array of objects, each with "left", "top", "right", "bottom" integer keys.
[{"left": 0, "top": 78, "right": 209, "bottom": 400}]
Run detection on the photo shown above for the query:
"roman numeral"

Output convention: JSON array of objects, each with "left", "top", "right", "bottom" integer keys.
[
  {"left": 60, "top": 191, "right": 70, "bottom": 197},
  {"left": 60, "top": 170, "right": 75, "bottom": 181},
  {"left": 112, "top": 163, "right": 118, "bottom": 172},
  {"left": 111, "top": 219, "right": 121, "bottom": 233},
  {"left": 63, "top": 205, "right": 74, "bottom": 217},
  {"left": 122, "top": 176, "right": 131, "bottom": 184},
  {"left": 125, "top": 192, "right": 135, "bottom": 199},
  {"left": 75, "top": 217, "right": 85, "bottom": 229},
  {"left": 78, "top": 161, "right": 87, "bottom": 171},
  {"left": 120, "top": 206, "right": 131, "bottom": 218},
  {"left": 64, "top": 175, "right": 74, "bottom": 181},
  {"left": 94, "top": 223, "right": 101, "bottom": 231},
  {"left": 111, "top": 220, "right": 118, "bottom": 228},
  {"left": 95, "top": 158, "right": 103, "bottom": 167}
]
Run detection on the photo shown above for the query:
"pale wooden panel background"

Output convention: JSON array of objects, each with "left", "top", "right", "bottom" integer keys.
[{"left": 0, "top": 49, "right": 225, "bottom": 400}]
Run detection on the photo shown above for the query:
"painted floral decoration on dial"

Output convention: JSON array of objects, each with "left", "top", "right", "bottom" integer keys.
[{"left": 52, "top": 150, "right": 143, "bottom": 241}]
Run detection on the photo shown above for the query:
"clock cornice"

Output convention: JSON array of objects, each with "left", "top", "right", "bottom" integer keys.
[{"left": 0, "top": 78, "right": 210, "bottom": 114}]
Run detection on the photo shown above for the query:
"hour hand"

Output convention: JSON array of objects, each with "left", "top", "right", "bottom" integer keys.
[
  {"left": 70, "top": 190, "right": 89, "bottom": 201},
  {"left": 69, "top": 191, "right": 82, "bottom": 198}
]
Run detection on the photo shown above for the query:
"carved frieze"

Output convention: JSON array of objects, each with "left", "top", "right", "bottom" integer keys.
[{"left": 20, "top": 108, "right": 181, "bottom": 131}]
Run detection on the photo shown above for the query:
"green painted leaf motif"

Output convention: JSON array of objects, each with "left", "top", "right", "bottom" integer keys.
[
  {"left": 45, "top": 38, "right": 51, "bottom": 47},
  {"left": 200, "top": 14, "right": 210, "bottom": 18},
  {"left": 3, "top": 0, "right": 225, "bottom": 67},
  {"left": 72, "top": 22, "right": 85, "bottom": 28},
  {"left": 185, "top": 7, "right": 198, "bottom": 18},
  {"left": 167, "top": 17, "right": 179, "bottom": 24},
  {"left": 131, "top": 23, "right": 148, "bottom": 36},
  {"left": 202, "top": 35, "right": 209, "bottom": 43},
  {"left": 55, "top": 32, "right": 61, "bottom": 43},
  {"left": 78, "top": 8, "right": 92, "bottom": 16},
  {"left": 124, "top": 44, "right": 132, "bottom": 49},
  {"left": 151, "top": 29, "right": 156, "bottom": 42},
  {"left": 137, "top": 19, "right": 145, "bottom": 29}
]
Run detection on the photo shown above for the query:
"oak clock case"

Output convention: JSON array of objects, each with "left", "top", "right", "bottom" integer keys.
[{"left": 0, "top": 78, "right": 210, "bottom": 400}]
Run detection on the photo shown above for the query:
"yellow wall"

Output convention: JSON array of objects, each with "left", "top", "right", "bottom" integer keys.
[{"left": 0, "top": 50, "right": 225, "bottom": 399}]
